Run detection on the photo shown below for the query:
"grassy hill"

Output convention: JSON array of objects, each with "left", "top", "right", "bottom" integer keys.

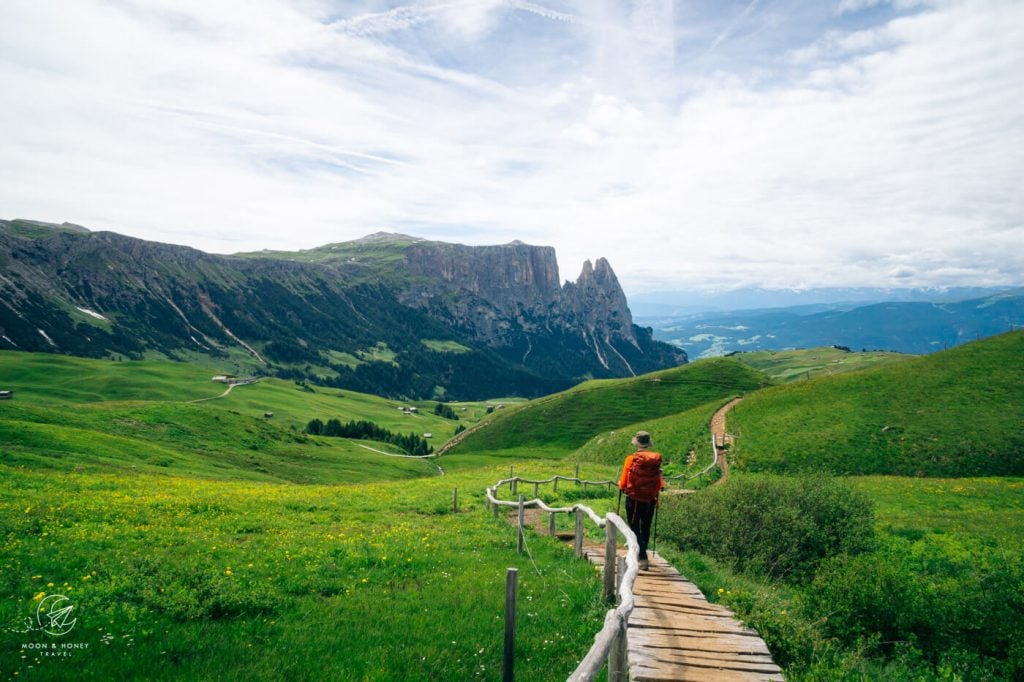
[
  {"left": 0, "top": 351, "right": 620, "bottom": 679},
  {"left": 727, "top": 331, "right": 1024, "bottom": 476},
  {"left": 733, "top": 347, "right": 910, "bottom": 383},
  {"left": 572, "top": 399, "right": 723, "bottom": 471},
  {"left": 0, "top": 351, "right": 485, "bottom": 484},
  {"left": 447, "top": 357, "right": 770, "bottom": 459},
  {"left": 568, "top": 349, "right": 909, "bottom": 481}
]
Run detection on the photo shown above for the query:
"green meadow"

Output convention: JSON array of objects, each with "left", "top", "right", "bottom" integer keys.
[
  {"left": 447, "top": 357, "right": 769, "bottom": 459},
  {"left": 734, "top": 347, "right": 908, "bottom": 383},
  {"left": 3, "top": 332, "right": 1023, "bottom": 679},
  {"left": 1, "top": 466, "right": 609, "bottom": 681},
  {"left": 728, "top": 331, "right": 1024, "bottom": 476},
  {"left": 0, "top": 350, "right": 625, "bottom": 680}
]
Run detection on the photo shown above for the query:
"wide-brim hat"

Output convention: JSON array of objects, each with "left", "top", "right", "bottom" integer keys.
[{"left": 631, "top": 430, "right": 652, "bottom": 447}]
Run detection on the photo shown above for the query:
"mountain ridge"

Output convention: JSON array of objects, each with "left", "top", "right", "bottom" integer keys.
[{"left": 0, "top": 219, "right": 685, "bottom": 399}]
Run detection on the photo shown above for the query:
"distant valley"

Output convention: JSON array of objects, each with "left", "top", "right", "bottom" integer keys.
[{"left": 638, "top": 289, "right": 1024, "bottom": 357}]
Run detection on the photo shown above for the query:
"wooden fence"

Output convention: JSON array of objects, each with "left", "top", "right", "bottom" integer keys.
[
  {"left": 483, "top": 433, "right": 723, "bottom": 680},
  {"left": 486, "top": 475, "right": 638, "bottom": 681}
]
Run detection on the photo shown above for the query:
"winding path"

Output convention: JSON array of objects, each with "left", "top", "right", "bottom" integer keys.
[
  {"left": 187, "top": 379, "right": 257, "bottom": 404},
  {"left": 710, "top": 397, "right": 742, "bottom": 486},
  {"left": 516, "top": 395, "right": 782, "bottom": 680}
]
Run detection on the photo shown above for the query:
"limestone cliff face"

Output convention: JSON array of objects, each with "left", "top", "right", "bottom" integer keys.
[
  {"left": 396, "top": 241, "right": 683, "bottom": 377},
  {"left": 562, "top": 257, "right": 638, "bottom": 347},
  {"left": 398, "top": 241, "right": 562, "bottom": 340}
]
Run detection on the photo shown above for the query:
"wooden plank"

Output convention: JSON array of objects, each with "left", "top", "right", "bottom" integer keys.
[
  {"left": 628, "top": 630, "right": 772, "bottom": 655},
  {"left": 633, "top": 605, "right": 742, "bottom": 625},
  {"left": 632, "top": 648, "right": 781, "bottom": 671},
  {"left": 632, "top": 627, "right": 770, "bottom": 648},
  {"left": 629, "top": 633, "right": 771, "bottom": 656},
  {"left": 640, "top": 576, "right": 694, "bottom": 584},
  {"left": 628, "top": 611, "right": 761, "bottom": 637},
  {"left": 630, "top": 662, "right": 784, "bottom": 682},
  {"left": 635, "top": 595, "right": 737, "bottom": 617},
  {"left": 637, "top": 584, "right": 712, "bottom": 600}
]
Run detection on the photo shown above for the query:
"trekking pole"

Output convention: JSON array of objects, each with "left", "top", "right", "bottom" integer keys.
[{"left": 651, "top": 499, "right": 659, "bottom": 554}]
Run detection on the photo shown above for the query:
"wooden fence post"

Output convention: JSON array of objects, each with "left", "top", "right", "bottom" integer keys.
[
  {"left": 533, "top": 482, "right": 538, "bottom": 497},
  {"left": 512, "top": 478, "right": 518, "bottom": 496},
  {"left": 517, "top": 495, "right": 525, "bottom": 554},
  {"left": 575, "top": 462, "right": 580, "bottom": 482},
  {"left": 615, "top": 555, "right": 626, "bottom": 599},
  {"left": 574, "top": 508, "right": 584, "bottom": 558},
  {"left": 493, "top": 500, "right": 500, "bottom": 519},
  {"left": 607, "top": 612, "right": 628, "bottom": 682},
  {"left": 453, "top": 487, "right": 458, "bottom": 513},
  {"left": 504, "top": 568, "right": 518, "bottom": 682},
  {"left": 549, "top": 512, "right": 556, "bottom": 538},
  {"left": 553, "top": 476, "right": 559, "bottom": 493},
  {"left": 603, "top": 524, "right": 617, "bottom": 603}
]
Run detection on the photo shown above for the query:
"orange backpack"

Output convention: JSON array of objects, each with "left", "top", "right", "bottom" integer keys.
[{"left": 624, "top": 451, "right": 662, "bottom": 502}]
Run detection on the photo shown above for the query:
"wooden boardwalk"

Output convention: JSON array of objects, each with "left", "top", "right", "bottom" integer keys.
[
  {"left": 507, "top": 397, "right": 781, "bottom": 679},
  {"left": 586, "top": 546, "right": 783, "bottom": 681}
]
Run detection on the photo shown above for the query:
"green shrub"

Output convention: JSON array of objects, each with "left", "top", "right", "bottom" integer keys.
[
  {"left": 660, "top": 474, "right": 874, "bottom": 581},
  {"left": 806, "top": 532, "right": 1024, "bottom": 676}
]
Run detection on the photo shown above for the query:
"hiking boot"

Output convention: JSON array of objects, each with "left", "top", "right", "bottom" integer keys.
[{"left": 640, "top": 558, "right": 649, "bottom": 570}]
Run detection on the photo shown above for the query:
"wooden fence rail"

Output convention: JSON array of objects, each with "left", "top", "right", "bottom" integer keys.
[{"left": 486, "top": 476, "right": 638, "bottom": 681}]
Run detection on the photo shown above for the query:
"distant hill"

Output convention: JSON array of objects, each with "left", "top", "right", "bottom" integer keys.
[
  {"left": 445, "top": 357, "right": 770, "bottom": 459},
  {"left": 629, "top": 286, "right": 1013, "bottom": 316},
  {"left": 640, "top": 290, "right": 1024, "bottom": 358},
  {"left": 0, "top": 219, "right": 684, "bottom": 400},
  {"left": 728, "top": 331, "right": 1024, "bottom": 476},
  {"left": 733, "top": 347, "right": 910, "bottom": 383}
]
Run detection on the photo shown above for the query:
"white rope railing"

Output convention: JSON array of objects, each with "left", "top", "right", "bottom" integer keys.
[{"left": 486, "top": 477, "right": 639, "bottom": 681}]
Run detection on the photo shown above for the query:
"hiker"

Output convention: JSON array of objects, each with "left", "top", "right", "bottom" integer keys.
[{"left": 618, "top": 430, "right": 663, "bottom": 570}]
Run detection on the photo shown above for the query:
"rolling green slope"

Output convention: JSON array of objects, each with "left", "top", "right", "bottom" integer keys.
[
  {"left": 572, "top": 399, "right": 723, "bottom": 471},
  {"left": 448, "top": 358, "right": 770, "bottom": 458},
  {"left": 0, "top": 352, "right": 477, "bottom": 484},
  {"left": 0, "top": 401, "right": 437, "bottom": 483},
  {"left": 729, "top": 331, "right": 1024, "bottom": 476},
  {"left": 0, "top": 351, "right": 222, "bottom": 403},
  {"left": 734, "top": 347, "right": 910, "bottom": 383}
]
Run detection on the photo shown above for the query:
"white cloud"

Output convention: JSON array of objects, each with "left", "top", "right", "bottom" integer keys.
[{"left": 0, "top": 0, "right": 1021, "bottom": 294}]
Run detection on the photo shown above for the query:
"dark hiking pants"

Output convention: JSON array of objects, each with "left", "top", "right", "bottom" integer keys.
[{"left": 625, "top": 497, "right": 657, "bottom": 560}]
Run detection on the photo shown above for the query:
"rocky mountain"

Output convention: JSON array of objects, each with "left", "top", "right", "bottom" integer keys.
[
  {"left": 393, "top": 240, "right": 649, "bottom": 378},
  {"left": 0, "top": 219, "right": 685, "bottom": 399}
]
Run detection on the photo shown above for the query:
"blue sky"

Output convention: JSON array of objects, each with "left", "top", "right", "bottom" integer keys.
[{"left": 1, "top": 0, "right": 1021, "bottom": 294}]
